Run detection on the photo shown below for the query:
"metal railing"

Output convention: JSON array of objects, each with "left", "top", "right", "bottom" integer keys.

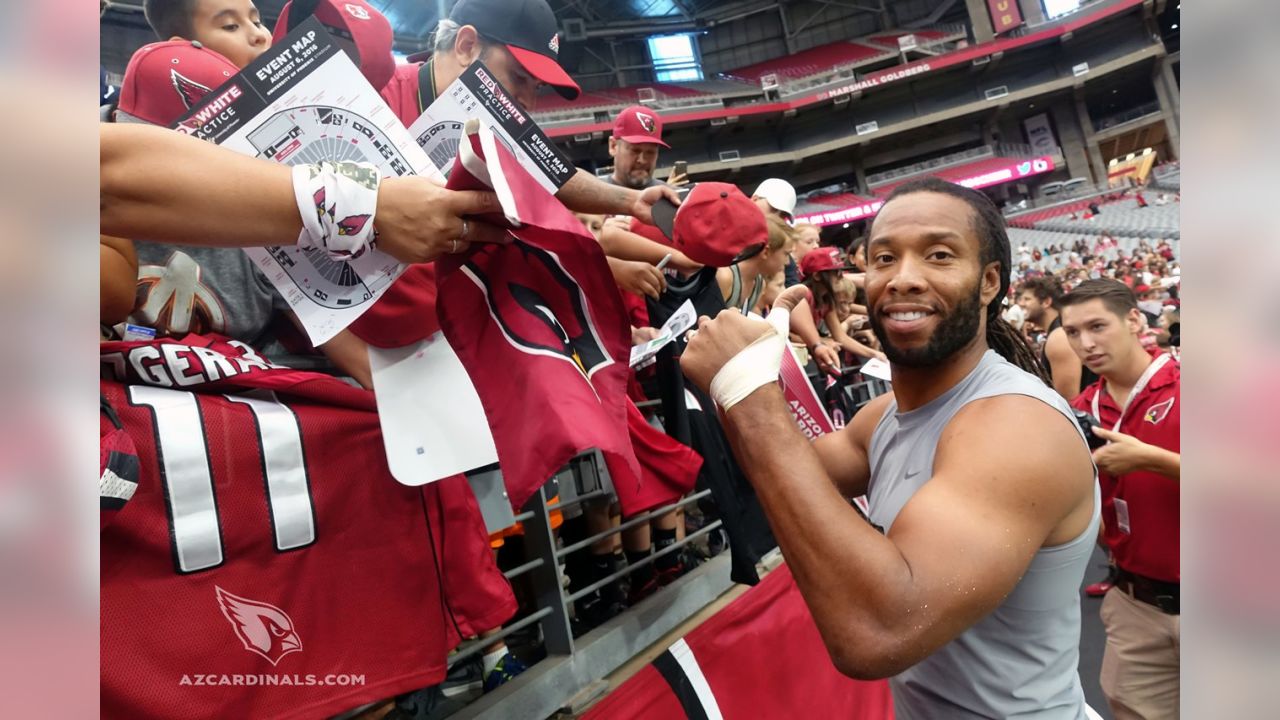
[
  {"left": 431, "top": 376, "right": 892, "bottom": 720},
  {"left": 866, "top": 145, "right": 993, "bottom": 185},
  {"left": 1003, "top": 181, "right": 1115, "bottom": 216},
  {"left": 865, "top": 143, "right": 1054, "bottom": 187},
  {"left": 532, "top": 103, "right": 623, "bottom": 126},
  {"left": 1093, "top": 100, "right": 1162, "bottom": 132},
  {"left": 532, "top": 27, "right": 974, "bottom": 123},
  {"left": 532, "top": 87, "right": 735, "bottom": 126},
  {"left": 773, "top": 49, "right": 898, "bottom": 97},
  {"left": 436, "top": 448, "right": 734, "bottom": 720},
  {"left": 865, "top": 143, "right": 1061, "bottom": 188}
]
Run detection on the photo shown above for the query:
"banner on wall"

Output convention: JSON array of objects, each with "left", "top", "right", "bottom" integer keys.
[
  {"left": 987, "top": 0, "right": 1025, "bottom": 34},
  {"left": 955, "top": 154, "right": 1055, "bottom": 190},
  {"left": 1023, "top": 113, "right": 1059, "bottom": 155}
]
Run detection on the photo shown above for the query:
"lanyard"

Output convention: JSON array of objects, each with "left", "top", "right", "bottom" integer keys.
[
  {"left": 416, "top": 58, "right": 437, "bottom": 115},
  {"left": 1093, "top": 354, "right": 1170, "bottom": 431}
]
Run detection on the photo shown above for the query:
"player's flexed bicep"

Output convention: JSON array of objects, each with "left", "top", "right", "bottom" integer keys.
[
  {"left": 814, "top": 392, "right": 894, "bottom": 499},
  {"left": 875, "top": 394, "right": 1095, "bottom": 668}
]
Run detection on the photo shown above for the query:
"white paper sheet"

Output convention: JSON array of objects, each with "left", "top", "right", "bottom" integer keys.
[
  {"left": 367, "top": 333, "right": 498, "bottom": 485},
  {"left": 173, "top": 18, "right": 441, "bottom": 345}
]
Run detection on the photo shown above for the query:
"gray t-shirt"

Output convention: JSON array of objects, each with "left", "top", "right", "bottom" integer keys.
[
  {"left": 122, "top": 243, "right": 288, "bottom": 350},
  {"left": 106, "top": 107, "right": 290, "bottom": 350},
  {"left": 867, "top": 350, "right": 1100, "bottom": 719}
]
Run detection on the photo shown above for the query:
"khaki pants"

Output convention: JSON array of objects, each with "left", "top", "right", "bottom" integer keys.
[{"left": 1100, "top": 586, "right": 1180, "bottom": 720}]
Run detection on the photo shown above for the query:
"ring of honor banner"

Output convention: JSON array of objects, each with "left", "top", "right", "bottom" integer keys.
[
  {"left": 172, "top": 17, "right": 440, "bottom": 345},
  {"left": 987, "top": 0, "right": 1024, "bottom": 35}
]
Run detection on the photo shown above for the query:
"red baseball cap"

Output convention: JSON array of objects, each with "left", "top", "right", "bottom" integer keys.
[
  {"left": 799, "top": 247, "right": 852, "bottom": 278},
  {"left": 648, "top": 183, "right": 767, "bottom": 267},
  {"left": 444, "top": 0, "right": 582, "bottom": 100},
  {"left": 117, "top": 40, "right": 237, "bottom": 126},
  {"left": 275, "top": 0, "right": 395, "bottom": 92},
  {"left": 613, "top": 106, "right": 669, "bottom": 148}
]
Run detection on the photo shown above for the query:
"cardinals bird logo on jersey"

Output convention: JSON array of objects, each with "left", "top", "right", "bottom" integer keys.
[
  {"left": 462, "top": 242, "right": 612, "bottom": 383},
  {"left": 216, "top": 586, "right": 303, "bottom": 666},
  {"left": 1144, "top": 397, "right": 1175, "bottom": 425}
]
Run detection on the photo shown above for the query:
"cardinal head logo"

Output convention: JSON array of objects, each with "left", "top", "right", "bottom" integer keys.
[
  {"left": 344, "top": 3, "right": 371, "bottom": 20},
  {"left": 636, "top": 113, "right": 656, "bottom": 133},
  {"left": 216, "top": 586, "right": 303, "bottom": 666},
  {"left": 1143, "top": 397, "right": 1175, "bottom": 425},
  {"left": 548, "top": 33, "right": 560, "bottom": 54},
  {"left": 461, "top": 242, "right": 613, "bottom": 385},
  {"left": 170, "top": 69, "right": 213, "bottom": 110},
  {"left": 336, "top": 214, "right": 371, "bottom": 236}
]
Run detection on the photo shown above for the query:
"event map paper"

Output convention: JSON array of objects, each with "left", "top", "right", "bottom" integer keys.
[
  {"left": 407, "top": 61, "right": 576, "bottom": 194},
  {"left": 172, "top": 17, "right": 439, "bottom": 345},
  {"left": 629, "top": 300, "right": 697, "bottom": 368}
]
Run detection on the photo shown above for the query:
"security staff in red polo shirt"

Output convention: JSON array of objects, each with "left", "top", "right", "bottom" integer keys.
[{"left": 1059, "top": 279, "right": 1180, "bottom": 720}]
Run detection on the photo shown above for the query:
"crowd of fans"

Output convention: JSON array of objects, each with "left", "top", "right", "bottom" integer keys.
[
  {"left": 1007, "top": 235, "right": 1181, "bottom": 361},
  {"left": 99, "top": 1, "right": 1180, "bottom": 719}
]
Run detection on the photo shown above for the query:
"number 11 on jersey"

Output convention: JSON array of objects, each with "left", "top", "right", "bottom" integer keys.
[{"left": 128, "top": 386, "right": 317, "bottom": 574}]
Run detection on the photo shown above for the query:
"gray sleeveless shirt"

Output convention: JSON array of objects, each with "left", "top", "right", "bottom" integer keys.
[{"left": 867, "top": 350, "right": 1100, "bottom": 719}]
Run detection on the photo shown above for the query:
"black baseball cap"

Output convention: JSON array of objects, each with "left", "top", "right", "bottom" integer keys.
[{"left": 413, "top": 0, "right": 581, "bottom": 100}]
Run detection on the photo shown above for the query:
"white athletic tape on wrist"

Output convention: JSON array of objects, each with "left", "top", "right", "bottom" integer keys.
[
  {"left": 293, "top": 161, "right": 382, "bottom": 260},
  {"left": 708, "top": 308, "right": 791, "bottom": 412}
]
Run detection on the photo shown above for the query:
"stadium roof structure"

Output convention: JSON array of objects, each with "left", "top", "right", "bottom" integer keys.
[{"left": 102, "top": 0, "right": 965, "bottom": 57}]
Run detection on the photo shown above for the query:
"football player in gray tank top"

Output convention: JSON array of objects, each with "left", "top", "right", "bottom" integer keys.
[{"left": 681, "top": 177, "right": 1099, "bottom": 719}]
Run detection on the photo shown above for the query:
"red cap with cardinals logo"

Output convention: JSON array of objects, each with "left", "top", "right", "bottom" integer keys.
[
  {"left": 117, "top": 40, "right": 238, "bottom": 126},
  {"left": 275, "top": 0, "right": 396, "bottom": 92},
  {"left": 799, "top": 246, "right": 853, "bottom": 278},
  {"left": 612, "top": 105, "right": 669, "bottom": 148},
  {"left": 647, "top": 182, "right": 767, "bottom": 267}
]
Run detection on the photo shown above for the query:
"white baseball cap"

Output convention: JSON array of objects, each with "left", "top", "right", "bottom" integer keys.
[{"left": 752, "top": 178, "right": 797, "bottom": 219}]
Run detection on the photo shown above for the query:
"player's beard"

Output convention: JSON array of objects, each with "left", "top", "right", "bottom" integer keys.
[{"left": 870, "top": 280, "right": 983, "bottom": 368}]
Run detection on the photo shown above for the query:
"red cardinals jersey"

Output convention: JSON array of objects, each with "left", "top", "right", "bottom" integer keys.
[
  {"left": 607, "top": 400, "right": 701, "bottom": 516},
  {"left": 101, "top": 336, "right": 515, "bottom": 720},
  {"left": 435, "top": 126, "right": 639, "bottom": 512},
  {"left": 1072, "top": 355, "right": 1180, "bottom": 582},
  {"left": 581, "top": 564, "right": 892, "bottom": 720}
]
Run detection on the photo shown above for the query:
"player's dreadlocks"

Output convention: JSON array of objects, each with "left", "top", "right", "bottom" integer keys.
[{"left": 878, "top": 177, "right": 1050, "bottom": 385}]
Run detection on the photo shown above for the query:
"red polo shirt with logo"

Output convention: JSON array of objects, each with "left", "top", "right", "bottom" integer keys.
[{"left": 1072, "top": 355, "right": 1180, "bottom": 582}]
